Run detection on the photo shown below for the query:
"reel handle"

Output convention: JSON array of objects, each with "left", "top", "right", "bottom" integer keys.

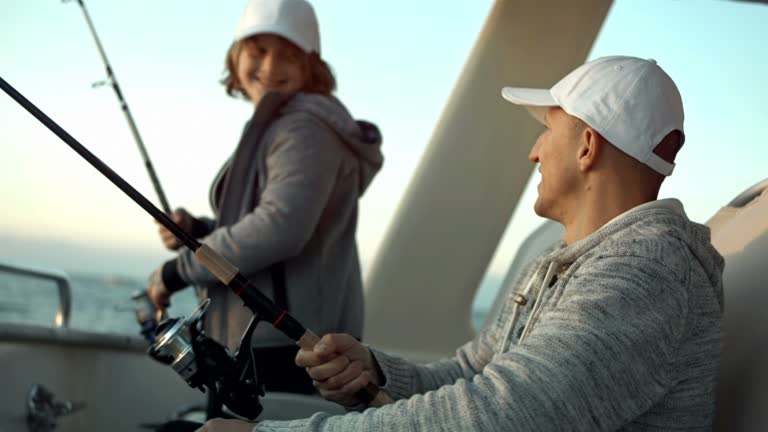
[{"left": 155, "top": 307, "right": 168, "bottom": 323}]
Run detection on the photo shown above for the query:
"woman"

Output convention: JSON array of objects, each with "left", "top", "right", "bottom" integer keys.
[{"left": 145, "top": 0, "right": 383, "bottom": 395}]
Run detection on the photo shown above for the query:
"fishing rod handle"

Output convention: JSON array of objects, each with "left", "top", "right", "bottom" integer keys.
[
  {"left": 296, "top": 330, "right": 394, "bottom": 408},
  {"left": 195, "top": 245, "right": 392, "bottom": 406},
  {"left": 195, "top": 245, "right": 239, "bottom": 284}
]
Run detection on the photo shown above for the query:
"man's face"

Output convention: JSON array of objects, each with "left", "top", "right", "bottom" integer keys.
[{"left": 528, "top": 107, "right": 583, "bottom": 222}]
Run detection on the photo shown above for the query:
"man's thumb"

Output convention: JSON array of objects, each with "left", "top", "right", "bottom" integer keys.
[{"left": 316, "top": 333, "right": 357, "bottom": 355}]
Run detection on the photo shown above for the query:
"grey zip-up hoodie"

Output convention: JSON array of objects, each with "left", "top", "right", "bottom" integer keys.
[
  {"left": 255, "top": 199, "right": 724, "bottom": 431},
  {"left": 164, "top": 93, "right": 383, "bottom": 351}
]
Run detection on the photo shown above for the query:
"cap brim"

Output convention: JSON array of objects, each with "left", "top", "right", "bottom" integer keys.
[{"left": 501, "top": 87, "right": 558, "bottom": 125}]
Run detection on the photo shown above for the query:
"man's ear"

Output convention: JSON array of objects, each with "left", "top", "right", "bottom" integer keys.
[{"left": 577, "top": 127, "right": 602, "bottom": 172}]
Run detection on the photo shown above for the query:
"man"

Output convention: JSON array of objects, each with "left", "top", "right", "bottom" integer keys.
[{"left": 197, "top": 56, "right": 725, "bottom": 431}]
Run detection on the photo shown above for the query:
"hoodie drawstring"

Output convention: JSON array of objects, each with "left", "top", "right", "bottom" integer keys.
[
  {"left": 498, "top": 261, "right": 558, "bottom": 354},
  {"left": 498, "top": 263, "right": 541, "bottom": 354},
  {"left": 519, "top": 261, "right": 557, "bottom": 344}
]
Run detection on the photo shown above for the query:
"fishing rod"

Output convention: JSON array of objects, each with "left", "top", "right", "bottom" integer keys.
[
  {"left": 0, "top": 75, "right": 392, "bottom": 408},
  {"left": 64, "top": 0, "right": 171, "bottom": 213}
]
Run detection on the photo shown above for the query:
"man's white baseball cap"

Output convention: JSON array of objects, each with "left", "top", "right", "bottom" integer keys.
[
  {"left": 234, "top": 0, "right": 321, "bottom": 54},
  {"left": 502, "top": 56, "right": 684, "bottom": 176}
]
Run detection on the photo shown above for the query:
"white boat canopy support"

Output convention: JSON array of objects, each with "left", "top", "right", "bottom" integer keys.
[{"left": 364, "top": 0, "right": 613, "bottom": 358}]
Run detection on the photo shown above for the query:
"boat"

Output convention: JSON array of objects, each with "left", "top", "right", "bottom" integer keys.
[{"left": 1, "top": 1, "right": 767, "bottom": 430}]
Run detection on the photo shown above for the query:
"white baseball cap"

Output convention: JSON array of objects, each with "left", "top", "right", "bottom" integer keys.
[
  {"left": 502, "top": 56, "right": 684, "bottom": 176},
  {"left": 234, "top": 0, "right": 321, "bottom": 54}
]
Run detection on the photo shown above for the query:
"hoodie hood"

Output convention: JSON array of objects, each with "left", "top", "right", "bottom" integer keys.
[{"left": 279, "top": 93, "right": 383, "bottom": 195}]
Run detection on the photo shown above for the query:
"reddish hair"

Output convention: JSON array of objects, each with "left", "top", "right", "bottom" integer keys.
[{"left": 221, "top": 36, "right": 336, "bottom": 98}]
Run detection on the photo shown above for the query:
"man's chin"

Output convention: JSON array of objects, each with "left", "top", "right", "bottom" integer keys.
[{"left": 533, "top": 199, "right": 551, "bottom": 220}]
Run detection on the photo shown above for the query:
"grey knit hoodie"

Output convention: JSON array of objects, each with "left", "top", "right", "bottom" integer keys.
[
  {"left": 167, "top": 94, "right": 383, "bottom": 351},
  {"left": 255, "top": 199, "right": 724, "bottom": 431}
]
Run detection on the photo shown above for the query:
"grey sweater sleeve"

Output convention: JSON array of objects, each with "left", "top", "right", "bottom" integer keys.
[
  {"left": 174, "top": 115, "right": 343, "bottom": 286},
  {"left": 368, "top": 316, "right": 502, "bottom": 401},
  {"left": 254, "top": 255, "right": 689, "bottom": 431}
]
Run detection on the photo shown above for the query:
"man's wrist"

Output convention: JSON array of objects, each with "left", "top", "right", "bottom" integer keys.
[{"left": 369, "top": 348, "right": 386, "bottom": 386}]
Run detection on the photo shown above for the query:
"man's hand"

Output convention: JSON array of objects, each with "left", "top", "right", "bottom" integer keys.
[
  {"left": 295, "top": 334, "right": 380, "bottom": 407},
  {"left": 158, "top": 208, "right": 195, "bottom": 250},
  {"left": 146, "top": 268, "right": 170, "bottom": 313},
  {"left": 195, "top": 418, "right": 255, "bottom": 432}
]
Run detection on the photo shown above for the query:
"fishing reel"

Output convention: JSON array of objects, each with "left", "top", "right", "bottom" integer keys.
[{"left": 147, "top": 300, "right": 264, "bottom": 419}]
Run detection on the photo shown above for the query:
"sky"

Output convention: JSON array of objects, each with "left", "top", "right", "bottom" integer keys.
[{"left": 0, "top": 0, "right": 766, "bottom": 303}]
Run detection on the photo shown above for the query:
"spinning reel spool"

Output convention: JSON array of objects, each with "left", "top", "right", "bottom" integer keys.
[{"left": 148, "top": 300, "right": 265, "bottom": 419}]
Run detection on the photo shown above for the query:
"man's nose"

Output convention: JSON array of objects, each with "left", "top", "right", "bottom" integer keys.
[{"left": 528, "top": 140, "right": 541, "bottom": 163}]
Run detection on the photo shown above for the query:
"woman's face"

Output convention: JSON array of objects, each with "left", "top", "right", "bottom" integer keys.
[{"left": 236, "top": 34, "right": 307, "bottom": 104}]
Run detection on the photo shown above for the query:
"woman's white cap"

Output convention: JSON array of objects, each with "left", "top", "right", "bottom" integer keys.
[
  {"left": 234, "top": 0, "right": 321, "bottom": 54},
  {"left": 502, "top": 56, "right": 684, "bottom": 176}
]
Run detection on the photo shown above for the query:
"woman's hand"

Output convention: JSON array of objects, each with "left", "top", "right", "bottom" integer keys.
[
  {"left": 195, "top": 418, "right": 256, "bottom": 432},
  {"left": 158, "top": 208, "right": 195, "bottom": 250},
  {"left": 295, "top": 334, "right": 380, "bottom": 407},
  {"left": 146, "top": 268, "right": 170, "bottom": 312}
]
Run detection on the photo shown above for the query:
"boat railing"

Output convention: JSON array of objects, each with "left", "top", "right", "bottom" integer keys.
[
  {"left": 0, "top": 262, "right": 71, "bottom": 328},
  {"left": 727, "top": 178, "right": 768, "bottom": 208}
]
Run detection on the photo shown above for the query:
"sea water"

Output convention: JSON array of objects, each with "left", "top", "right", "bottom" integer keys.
[
  {"left": 0, "top": 270, "right": 496, "bottom": 336},
  {"left": 0, "top": 271, "right": 198, "bottom": 336}
]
